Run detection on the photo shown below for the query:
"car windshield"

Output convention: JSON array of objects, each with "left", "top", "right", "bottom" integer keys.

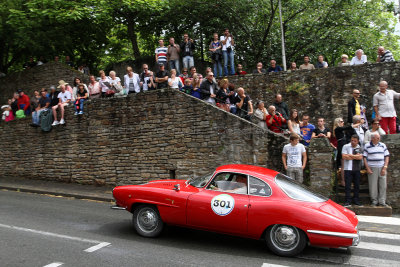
[
  {"left": 275, "top": 173, "right": 328, "bottom": 203},
  {"left": 187, "top": 172, "right": 214, "bottom": 188}
]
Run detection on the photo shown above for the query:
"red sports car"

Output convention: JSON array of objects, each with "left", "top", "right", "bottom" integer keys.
[{"left": 112, "top": 164, "right": 360, "bottom": 256}]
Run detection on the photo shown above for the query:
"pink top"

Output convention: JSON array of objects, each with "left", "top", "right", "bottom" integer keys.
[
  {"left": 88, "top": 81, "right": 101, "bottom": 95},
  {"left": 5, "top": 111, "right": 15, "bottom": 122}
]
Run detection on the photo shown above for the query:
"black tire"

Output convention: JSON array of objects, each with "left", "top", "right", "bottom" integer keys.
[
  {"left": 266, "top": 224, "right": 307, "bottom": 257},
  {"left": 132, "top": 205, "right": 164, "bottom": 237}
]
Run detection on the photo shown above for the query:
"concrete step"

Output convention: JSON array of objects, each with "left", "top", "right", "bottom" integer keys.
[
  {"left": 336, "top": 192, "right": 370, "bottom": 203},
  {"left": 346, "top": 205, "right": 392, "bottom": 217}
]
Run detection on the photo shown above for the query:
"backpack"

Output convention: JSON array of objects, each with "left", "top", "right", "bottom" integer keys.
[
  {"left": 15, "top": 109, "right": 26, "bottom": 119},
  {"left": 40, "top": 109, "right": 53, "bottom": 132}
]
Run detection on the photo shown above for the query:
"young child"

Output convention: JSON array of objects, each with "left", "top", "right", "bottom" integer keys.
[
  {"left": 180, "top": 78, "right": 193, "bottom": 95},
  {"left": 1, "top": 100, "right": 15, "bottom": 122}
]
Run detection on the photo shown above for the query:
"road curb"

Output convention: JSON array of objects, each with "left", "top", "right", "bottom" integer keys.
[{"left": 0, "top": 185, "right": 114, "bottom": 202}]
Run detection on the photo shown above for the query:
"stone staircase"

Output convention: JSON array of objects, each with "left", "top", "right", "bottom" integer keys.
[{"left": 335, "top": 178, "right": 392, "bottom": 217}]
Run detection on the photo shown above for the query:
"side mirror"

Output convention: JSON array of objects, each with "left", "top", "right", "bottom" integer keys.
[{"left": 173, "top": 184, "right": 180, "bottom": 191}]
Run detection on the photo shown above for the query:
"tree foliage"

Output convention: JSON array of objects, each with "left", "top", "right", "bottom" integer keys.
[{"left": 1, "top": 0, "right": 399, "bottom": 74}]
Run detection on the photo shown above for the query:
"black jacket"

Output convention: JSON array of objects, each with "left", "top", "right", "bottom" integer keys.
[
  {"left": 199, "top": 79, "right": 218, "bottom": 100},
  {"left": 347, "top": 97, "right": 361, "bottom": 124},
  {"left": 180, "top": 41, "right": 195, "bottom": 57},
  {"left": 49, "top": 91, "right": 60, "bottom": 107},
  {"left": 273, "top": 101, "right": 289, "bottom": 120}
]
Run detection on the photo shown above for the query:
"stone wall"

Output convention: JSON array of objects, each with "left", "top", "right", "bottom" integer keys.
[
  {"left": 0, "top": 89, "right": 287, "bottom": 186},
  {"left": 228, "top": 62, "right": 400, "bottom": 126},
  {"left": 381, "top": 134, "right": 400, "bottom": 211},
  {"left": 0, "top": 62, "right": 88, "bottom": 105}
]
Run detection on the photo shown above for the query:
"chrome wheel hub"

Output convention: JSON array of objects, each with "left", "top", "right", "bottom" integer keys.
[
  {"left": 271, "top": 225, "right": 299, "bottom": 251},
  {"left": 137, "top": 209, "right": 157, "bottom": 233}
]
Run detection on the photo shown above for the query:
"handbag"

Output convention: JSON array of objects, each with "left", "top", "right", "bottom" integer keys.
[{"left": 105, "top": 89, "right": 115, "bottom": 97}]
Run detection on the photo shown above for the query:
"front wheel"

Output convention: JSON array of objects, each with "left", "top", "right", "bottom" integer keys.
[
  {"left": 266, "top": 224, "right": 307, "bottom": 257},
  {"left": 132, "top": 205, "right": 164, "bottom": 237}
]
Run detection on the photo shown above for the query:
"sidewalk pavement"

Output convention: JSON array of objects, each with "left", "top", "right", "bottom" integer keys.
[{"left": 0, "top": 177, "right": 114, "bottom": 202}]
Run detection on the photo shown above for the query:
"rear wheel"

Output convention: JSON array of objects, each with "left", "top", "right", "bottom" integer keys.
[
  {"left": 132, "top": 205, "right": 164, "bottom": 237},
  {"left": 266, "top": 224, "right": 307, "bottom": 257}
]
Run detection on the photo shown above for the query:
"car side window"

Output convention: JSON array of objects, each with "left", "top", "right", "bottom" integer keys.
[
  {"left": 207, "top": 172, "right": 248, "bottom": 194},
  {"left": 249, "top": 176, "right": 272, "bottom": 197}
]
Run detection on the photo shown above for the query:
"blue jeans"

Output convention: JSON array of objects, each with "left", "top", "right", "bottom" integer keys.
[
  {"left": 213, "top": 60, "right": 223, "bottom": 77},
  {"left": 182, "top": 56, "right": 194, "bottom": 69},
  {"left": 223, "top": 50, "right": 235, "bottom": 76},
  {"left": 169, "top": 59, "right": 180, "bottom": 75},
  {"left": 32, "top": 108, "right": 47, "bottom": 125},
  {"left": 75, "top": 99, "right": 85, "bottom": 112}
]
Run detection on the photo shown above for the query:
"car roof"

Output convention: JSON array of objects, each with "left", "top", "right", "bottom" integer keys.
[{"left": 215, "top": 164, "right": 279, "bottom": 180}]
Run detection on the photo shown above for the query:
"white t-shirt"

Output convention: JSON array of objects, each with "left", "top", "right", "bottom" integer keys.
[
  {"left": 282, "top": 143, "right": 306, "bottom": 168},
  {"left": 109, "top": 77, "right": 121, "bottom": 87},
  {"left": 220, "top": 36, "right": 233, "bottom": 51},
  {"left": 58, "top": 91, "right": 72, "bottom": 104},
  {"left": 342, "top": 143, "right": 362, "bottom": 171},
  {"left": 168, "top": 77, "right": 181, "bottom": 89},
  {"left": 206, "top": 84, "right": 216, "bottom": 105}
]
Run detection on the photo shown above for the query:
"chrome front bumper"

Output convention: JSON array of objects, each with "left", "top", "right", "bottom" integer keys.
[{"left": 110, "top": 205, "right": 126, "bottom": 210}]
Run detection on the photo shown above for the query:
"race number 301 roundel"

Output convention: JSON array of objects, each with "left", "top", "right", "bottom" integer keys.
[{"left": 211, "top": 194, "right": 235, "bottom": 216}]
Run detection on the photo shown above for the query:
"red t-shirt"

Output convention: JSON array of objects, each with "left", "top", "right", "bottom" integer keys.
[
  {"left": 266, "top": 114, "right": 285, "bottom": 133},
  {"left": 18, "top": 94, "right": 31, "bottom": 110}
]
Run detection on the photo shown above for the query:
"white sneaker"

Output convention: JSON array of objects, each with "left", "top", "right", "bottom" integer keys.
[
  {"left": 52, "top": 121, "right": 59, "bottom": 126},
  {"left": 59, "top": 119, "right": 65, "bottom": 124},
  {"left": 74, "top": 112, "right": 78, "bottom": 115}
]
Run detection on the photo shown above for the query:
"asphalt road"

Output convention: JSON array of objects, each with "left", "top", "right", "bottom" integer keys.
[{"left": 1, "top": 189, "right": 399, "bottom": 267}]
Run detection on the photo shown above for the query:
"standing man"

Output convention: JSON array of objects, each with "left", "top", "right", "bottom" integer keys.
[
  {"left": 376, "top": 46, "right": 395, "bottom": 62},
  {"left": 180, "top": 33, "right": 195, "bottom": 69},
  {"left": 282, "top": 134, "right": 307, "bottom": 183},
  {"left": 315, "top": 55, "right": 328, "bottom": 68},
  {"left": 363, "top": 133, "right": 390, "bottom": 207},
  {"left": 167, "top": 37, "right": 180, "bottom": 75},
  {"left": 266, "top": 105, "right": 286, "bottom": 133},
  {"left": 199, "top": 72, "right": 218, "bottom": 105},
  {"left": 342, "top": 135, "right": 363, "bottom": 207},
  {"left": 300, "top": 115, "right": 315, "bottom": 146},
  {"left": 267, "top": 60, "right": 283, "bottom": 72},
  {"left": 220, "top": 28, "right": 235, "bottom": 76},
  {"left": 347, "top": 89, "right": 362, "bottom": 124},
  {"left": 373, "top": 80, "right": 400, "bottom": 134},
  {"left": 155, "top": 63, "right": 169, "bottom": 89},
  {"left": 273, "top": 93, "right": 289, "bottom": 121},
  {"left": 155, "top": 39, "right": 168, "bottom": 68},
  {"left": 311, "top": 117, "right": 331, "bottom": 139},
  {"left": 299, "top": 56, "right": 315, "bottom": 70}
]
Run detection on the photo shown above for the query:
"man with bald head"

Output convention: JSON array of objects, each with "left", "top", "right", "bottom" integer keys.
[
  {"left": 376, "top": 46, "right": 394, "bottom": 63},
  {"left": 347, "top": 89, "right": 363, "bottom": 124},
  {"left": 373, "top": 81, "right": 400, "bottom": 134},
  {"left": 266, "top": 105, "right": 286, "bottom": 133},
  {"left": 363, "top": 132, "right": 390, "bottom": 207},
  {"left": 234, "top": 87, "right": 253, "bottom": 121}
]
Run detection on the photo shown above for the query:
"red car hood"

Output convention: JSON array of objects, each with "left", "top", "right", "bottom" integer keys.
[{"left": 144, "top": 179, "right": 188, "bottom": 189}]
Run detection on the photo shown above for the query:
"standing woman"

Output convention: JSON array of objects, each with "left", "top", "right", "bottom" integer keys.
[
  {"left": 123, "top": 66, "right": 140, "bottom": 94},
  {"left": 287, "top": 109, "right": 301, "bottom": 136},
  {"left": 168, "top": 69, "right": 183, "bottom": 90},
  {"left": 191, "top": 73, "right": 201, "bottom": 99},
  {"left": 216, "top": 78, "right": 232, "bottom": 112},
  {"left": 209, "top": 33, "right": 223, "bottom": 77},
  {"left": 99, "top": 70, "right": 111, "bottom": 97}
]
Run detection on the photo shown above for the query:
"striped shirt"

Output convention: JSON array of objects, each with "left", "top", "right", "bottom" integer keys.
[
  {"left": 363, "top": 141, "right": 389, "bottom": 168},
  {"left": 155, "top": 46, "right": 168, "bottom": 63}
]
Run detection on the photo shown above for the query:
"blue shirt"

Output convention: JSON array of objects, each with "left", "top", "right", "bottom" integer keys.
[{"left": 300, "top": 123, "right": 315, "bottom": 146}]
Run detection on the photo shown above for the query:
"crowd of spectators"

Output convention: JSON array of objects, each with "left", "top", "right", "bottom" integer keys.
[{"left": 1, "top": 34, "right": 398, "bottom": 209}]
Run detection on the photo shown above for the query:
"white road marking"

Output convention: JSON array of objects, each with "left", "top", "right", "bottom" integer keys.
[
  {"left": 360, "top": 230, "right": 400, "bottom": 240},
  {"left": 357, "top": 215, "right": 400, "bottom": 225},
  {"left": 261, "top": 264, "right": 290, "bottom": 267},
  {"left": 43, "top": 263, "right": 63, "bottom": 267},
  {"left": 345, "top": 255, "right": 400, "bottom": 267},
  {"left": 0, "top": 223, "right": 99, "bottom": 244},
  {"left": 356, "top": 241, "right": 400, "bottom": 253},
  {"left": 84, "top": 242, "right": 111, "bottom": 253}
]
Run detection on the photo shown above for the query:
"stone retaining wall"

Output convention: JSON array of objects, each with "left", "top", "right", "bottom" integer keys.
[{"left": 0, "top": 89, "right": 287, "bottom": 185}]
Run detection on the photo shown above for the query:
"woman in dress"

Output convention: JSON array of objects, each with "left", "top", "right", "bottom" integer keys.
[{"left": 287, "top": 109, "right": 301, "bottom": 136}]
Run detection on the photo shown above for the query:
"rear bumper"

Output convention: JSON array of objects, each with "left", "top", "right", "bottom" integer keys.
[
  {"left": 307, "top": 229, "right": 360, "bottom": 246},
  {"left": 110, "top": 205, "right": 126, "bottom": 210}
]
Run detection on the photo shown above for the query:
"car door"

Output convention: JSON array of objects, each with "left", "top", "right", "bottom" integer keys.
[{"left": 186, "top": 172, "right": 249, "bottom": 235}]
